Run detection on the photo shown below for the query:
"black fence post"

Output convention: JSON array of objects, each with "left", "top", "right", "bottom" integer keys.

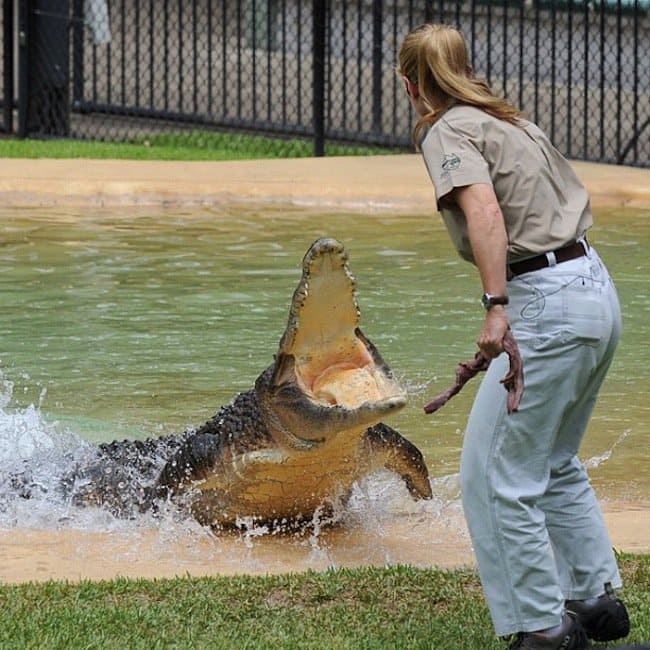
[
  {"left": 312, "top": 0, "right": 326, "bottom": 157},
  {"left": 17, "top": 0, "right": 70, "bottom": 137},
  {"left": 3, "top": 0, "right": 14, "bottom": 133},
  {"left": 17, "top": 0, "right": 31, "bottom": 137},
  {"left": 424, "top": 1, "right": 434, "bottom": 23},
  {"left": 371, "top": 0, "right": 382, "bottom": 134},
  {"left": 71, "top": 0, "right": 84, "bottom": 108}
]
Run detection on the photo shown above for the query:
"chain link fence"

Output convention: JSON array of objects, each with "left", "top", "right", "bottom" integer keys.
[{"left": 2, "top": 0, "right": 649, "bottom": 166}]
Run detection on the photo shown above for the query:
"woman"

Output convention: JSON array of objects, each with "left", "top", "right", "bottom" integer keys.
[{"left": 398, "top": 24, "right": 630, "bottom": 650}]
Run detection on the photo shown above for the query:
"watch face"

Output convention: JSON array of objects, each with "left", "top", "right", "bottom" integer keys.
[{"left": 481, "top": 293, "right": 508, "bottom": 308}]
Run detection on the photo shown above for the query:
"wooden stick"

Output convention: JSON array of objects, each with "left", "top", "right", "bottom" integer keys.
[{"left": 423, "top": 329, "right": 524, "bottom": 415}]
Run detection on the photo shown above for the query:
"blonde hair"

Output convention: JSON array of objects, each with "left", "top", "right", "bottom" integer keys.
[{"left": 397, "top": 24, "right": 523, "bottom": 145}]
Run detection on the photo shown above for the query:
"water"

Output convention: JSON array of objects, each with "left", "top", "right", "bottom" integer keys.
[{"left": 0, "top": 206, "right": 648, "bottom": 576}]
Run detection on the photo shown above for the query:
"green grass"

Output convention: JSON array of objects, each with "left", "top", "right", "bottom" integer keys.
[
  {"left": 0, "top": 130, "right": 398, "bottom": 161},
  {"left": 0, "top": 555, "right": 648, "bottom": 649}
]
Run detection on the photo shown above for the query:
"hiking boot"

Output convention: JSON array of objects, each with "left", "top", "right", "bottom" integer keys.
[
  {"left": 507, "top": 614, "right": 590, "bottom": 649},
  {"left": 565, "top": 582, "right": 630, "bottom": 642}
]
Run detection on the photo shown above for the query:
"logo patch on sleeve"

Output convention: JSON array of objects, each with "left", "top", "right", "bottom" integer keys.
[{"left": 441, "top": 153, "right": 461, "bottom": 171}]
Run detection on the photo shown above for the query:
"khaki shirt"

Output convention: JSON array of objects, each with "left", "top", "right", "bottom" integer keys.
[{"left": 421, "top": 104, "right": 593, "bottom": 264}]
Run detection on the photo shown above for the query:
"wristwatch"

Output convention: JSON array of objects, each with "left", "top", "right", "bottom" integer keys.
[{"left": 481, "top": 293, "right": 509, "bottom": 310}]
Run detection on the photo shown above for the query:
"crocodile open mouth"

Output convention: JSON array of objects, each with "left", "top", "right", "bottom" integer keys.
[{"left": 270, "top": 238, "right": 406, "bottom": 417}]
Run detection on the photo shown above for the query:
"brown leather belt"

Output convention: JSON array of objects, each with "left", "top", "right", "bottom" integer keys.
[{"left": 507, "top": 240, "right": 588, "bottom": 279}]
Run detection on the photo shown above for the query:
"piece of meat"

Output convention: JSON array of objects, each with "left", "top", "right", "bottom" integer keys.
[{"left": 423, "top": 328, "right": 524, "bottom": 415}]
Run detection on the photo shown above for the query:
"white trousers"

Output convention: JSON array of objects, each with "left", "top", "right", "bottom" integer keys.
[{"left": 460, "top": 246, "right": 623, "bottom": 636}]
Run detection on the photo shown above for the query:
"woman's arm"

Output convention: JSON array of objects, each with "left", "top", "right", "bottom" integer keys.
[{"left": 453, "top": 183, "right": 510, "bottom": 359}]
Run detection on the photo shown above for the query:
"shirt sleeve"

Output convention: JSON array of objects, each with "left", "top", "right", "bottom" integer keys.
[{"left": 420, "top": 116, "right": 493, "bottom": 208}]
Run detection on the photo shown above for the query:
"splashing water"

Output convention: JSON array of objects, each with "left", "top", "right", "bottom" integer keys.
[
  {"left": 583, "top": 429, "right": 632, "bottom": 470},
  {"left": 0, "top": 374, "right": 473, "bottom": 580},
  {"left": 0, "top": 377, "right": 100, "bottom": 530}
]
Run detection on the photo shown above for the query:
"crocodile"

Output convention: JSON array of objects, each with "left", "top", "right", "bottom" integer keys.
[{"left": 66, "top": 237, "right": 432, "bottom": 528}]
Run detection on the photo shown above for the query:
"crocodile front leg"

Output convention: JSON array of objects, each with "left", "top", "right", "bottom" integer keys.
[{"left": 364, "top": 423, "right": 432, "bottom": 500}]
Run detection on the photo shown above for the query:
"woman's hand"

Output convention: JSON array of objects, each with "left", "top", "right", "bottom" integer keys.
[{"left": 477, "top": 306, "right": 510, "bottom": 359}]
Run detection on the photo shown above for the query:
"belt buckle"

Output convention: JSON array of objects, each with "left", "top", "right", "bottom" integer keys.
[{"left": 545, "top": 250, "right": 558, "bottom": 267}]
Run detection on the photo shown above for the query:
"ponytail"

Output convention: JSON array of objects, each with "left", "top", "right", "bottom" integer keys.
[{"left": 398, "top": 24, "right": 523, "bottom": 146}]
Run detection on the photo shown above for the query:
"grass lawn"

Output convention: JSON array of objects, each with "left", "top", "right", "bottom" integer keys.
[
  {"left": 0, "top": 556, "right": 648, "bottom": 649},
  {"left": 0, "top": 131, "right": 398, "bottom": 161}
]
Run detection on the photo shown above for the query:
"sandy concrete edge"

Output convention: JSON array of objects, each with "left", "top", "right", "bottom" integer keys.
[
  {"left": 0, "top": 502, "right": 647, "bottom": 584},
  {"left": 1, "top": 155, "right": 649, "bottom": 211}
]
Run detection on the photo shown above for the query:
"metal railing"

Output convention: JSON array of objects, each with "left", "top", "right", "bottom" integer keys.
[{"left": 2, "top": 0, "right": 649, "bottom": 167}]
